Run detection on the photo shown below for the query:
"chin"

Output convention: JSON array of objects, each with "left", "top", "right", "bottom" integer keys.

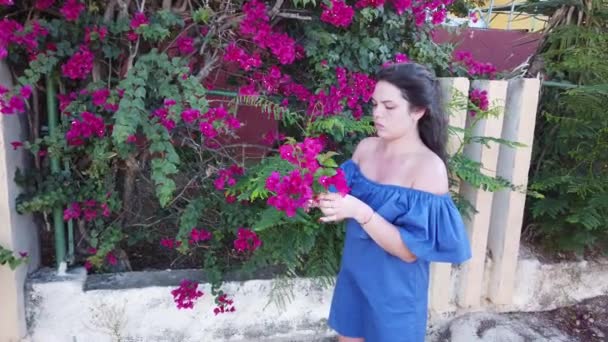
[{"left": 375, "top": 130, "right": 397, "bottom": 141}]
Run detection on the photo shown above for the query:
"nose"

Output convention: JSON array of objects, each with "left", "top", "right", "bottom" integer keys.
[{"left": 372, "top": 106, "right": 384, "bottom": 120}]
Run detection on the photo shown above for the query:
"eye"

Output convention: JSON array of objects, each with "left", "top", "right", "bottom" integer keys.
[{"left": 386, "top": 105, "right": 396, "bottom": 110}]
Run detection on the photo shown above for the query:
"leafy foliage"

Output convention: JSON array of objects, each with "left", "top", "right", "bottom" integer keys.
[
  {"left": 0, "top": 245, "right": 28, "bottom": 270},
  {"left": 527, "top": 0, "right": 608, "bottom": 252}
]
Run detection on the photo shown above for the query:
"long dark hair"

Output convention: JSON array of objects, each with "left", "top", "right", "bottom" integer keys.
[{"left": 375, "top": 63, "right": 448, "bottom": 165}]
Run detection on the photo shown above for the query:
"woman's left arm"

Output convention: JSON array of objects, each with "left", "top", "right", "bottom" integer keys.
[{"left": 317, "top": 193, "right": 417, "bottom": 263}]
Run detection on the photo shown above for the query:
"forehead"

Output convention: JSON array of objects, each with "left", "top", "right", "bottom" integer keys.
[{"left": 372, "top": 80, "right": 406, "bottom": 102}]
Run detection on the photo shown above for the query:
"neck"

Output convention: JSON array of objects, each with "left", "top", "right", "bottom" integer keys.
[{"left": 378, "top": 129, "right": 425, "bottom": 158}]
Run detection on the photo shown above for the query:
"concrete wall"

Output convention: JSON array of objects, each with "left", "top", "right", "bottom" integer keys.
[
  {"left": 24, "top": 251, "right": 608, "bottom": 342},
  {"left": 0, "top": 62, "right": 40, "bottom": 342}
]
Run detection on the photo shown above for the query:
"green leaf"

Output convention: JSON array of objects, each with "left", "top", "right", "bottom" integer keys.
[{"left": 253, "top": 207, "right": 287, "bottom": 232}]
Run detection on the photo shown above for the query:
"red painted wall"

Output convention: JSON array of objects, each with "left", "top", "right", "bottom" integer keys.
[{"left": 433, "top": 27, "right": 542, "bottom": 72}]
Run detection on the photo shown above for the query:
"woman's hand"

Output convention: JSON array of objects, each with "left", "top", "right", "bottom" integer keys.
[{"left": 313, "top": 193, "right": 373, "bottom": 223}]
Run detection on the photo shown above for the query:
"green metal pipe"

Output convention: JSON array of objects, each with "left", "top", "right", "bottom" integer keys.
[
  {"left": 206, "top": 89, "right": 240, "bottom": 97},
  {"left": 46, "top": 75, "right": 66, "bottom": 269}
]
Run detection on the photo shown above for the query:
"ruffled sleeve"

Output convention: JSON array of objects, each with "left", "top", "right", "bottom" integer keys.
[{"left": 393, "top": 194, "right": 471, "bottom": 264}]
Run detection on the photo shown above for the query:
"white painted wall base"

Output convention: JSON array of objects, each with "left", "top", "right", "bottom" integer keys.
[{"left": 24, "top": 249, "right": 608, "bottom": 342}]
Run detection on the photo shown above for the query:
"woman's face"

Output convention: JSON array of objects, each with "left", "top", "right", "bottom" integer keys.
[{"left": 370, "top": 80, "right": 424, "bottom": 141}]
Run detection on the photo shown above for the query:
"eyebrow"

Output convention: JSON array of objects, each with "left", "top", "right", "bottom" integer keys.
[{"left": 372, "top": 99, "right": 396, "bottom": 105}]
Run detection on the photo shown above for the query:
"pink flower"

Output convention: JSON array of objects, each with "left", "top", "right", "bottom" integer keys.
[
  {"left": 19, "top": 251, "right": 28, "bottom": 258},
  {"left": 391, "top": 0, "right": 412, "bottom": 14},
  {"left": 91, "top": 88, "right": 110, "bottom": 106},
  {"left": 213, "top": 293, "right": 236, "bottom": 315},
  {"left": 63, "top": 202, "right": 81, "bottom": 221},
  {"left": 181, "top": 109, "right": 199, "bottom": 124},
  {"left": 164, "top": 98, "right": 176, "bottom": 107},
  {"left": 126, "top": 135, "right": 137, "bottom": 143},
  {"left": 106, "top": 252, "right": 117, "bottom": 265},
  {"left": 431, "top": 9, "right": 447, "bottom": 25},
  {"left": 199, "top": 121, "right": 218, "bottom": 139},
  {"left": 60, "top": 0, "right": 85, "bottom": 22},
  {"left": 470, "top": 12, "right": 479, "bottom": 23},
  {"left": 0, "top": 0, "right": 13, "bottom": 6},
  {"left": 213, "top": 165, "right": 244, "bottom": 190},
  {"left": 176, "top": 36, "right": 195, "bottom": 55},
  {"left": 171, "top": 279, "right": 204, "bottom": 309},
  {"left": 469, "top": 88, "right": 489, "bottom": 116},
  {"left": 85, "top": 26, "right": 108, "bottom": 44},
  {"left": 321, "top": 0, "right": 355, "bottom": 28},
  {"left": 101, "top": 203, "right": 111, "bottom": 217},
  {"left": 65, "top": 112, "right": 105, "bottom": 146},
  {"left": 223, "top": 44, "right": 262, "bottom": 71},
  {"left": 10, "top": 141, "right": 23, "bottom": 150},
  {"left": 395, "top": 53, "right": 409, "bottom": 63},
  {"left": 4, "top": 96, "right": 26, "bottom": 114},
  {"left": 225, "top": 117, "right": 241, "bottom": 130},
  {"left": 61, "top": 45, "right": 94, "bottom": 80},
  {"left": 35, "top": 0, "right": 55, "bottom": 10},
  {"left": 58, "top": 92, "right": 77, "bottom": 112},
  {"left": 130, "top": 12, "right": 149, "bottom": 30},
  {"left": 233, "top": 228, "right": 261, "bottom": 253},
  {"left": 126, "top": 31, "right": 138, "bottom": 41},
  {"left": 20, "top": 85, "right": 32, "bottom": 99},
  {"left": 319, "top": 168, "right": 350, "bottom": 195},
  {"left": 266, "top": 169, "right": 314, "bottom": 217},
  {"left": 267, "top": 32, "right": 296, "bottom": 65},
  {"left": 189, "top": 228, "right": 212, "bottom": 244},
  {"left": 84, "top": 260, "right": 93, "bottom": 270},
  {"left": 355, "top": 0, "right": 385, "bottom": 8},
  {"left": 454, "top": 50, "right": 497, "bottom": 78},
  {"left": 160, "top": 238, "right": 181, "bottom": 249},
  {"left": 160, "top": 118, "right": 175, "bottom": 131},
  {"left": 239, "top": 82, "right": 258, "bottom": 96}
]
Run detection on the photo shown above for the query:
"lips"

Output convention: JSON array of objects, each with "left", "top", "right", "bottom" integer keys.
[{"left": 374, "top": 122, "right": 384, "bottom": 129}]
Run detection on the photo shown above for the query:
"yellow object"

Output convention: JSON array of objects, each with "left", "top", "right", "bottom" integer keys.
[{"left": 462, "top": 0, "right": 549, "bottom": 32}]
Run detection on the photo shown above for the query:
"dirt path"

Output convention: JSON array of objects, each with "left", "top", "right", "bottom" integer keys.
[{"left": 429, "top": 296, "right": 608, "bottom": 342}]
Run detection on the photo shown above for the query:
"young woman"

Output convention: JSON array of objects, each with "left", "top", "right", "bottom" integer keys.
[{"left": 315, "top": 62, "right": 472, "bottom": 342}]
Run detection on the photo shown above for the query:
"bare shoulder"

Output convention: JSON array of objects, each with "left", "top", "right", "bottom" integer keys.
[
  {"left": 412, "top": 151, "right": 449, "bottom": 195},
  {"left": 352, "top": 137, "right": 380, "bottom": 163}
]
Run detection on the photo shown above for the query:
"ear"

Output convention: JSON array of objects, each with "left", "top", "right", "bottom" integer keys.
[{"left": 410, "top": 106, "right": 426, "bottom": 122}]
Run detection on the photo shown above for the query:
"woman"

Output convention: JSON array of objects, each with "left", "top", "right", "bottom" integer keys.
[{"left": 315, "top": 62, "right": 472, "bottom": 342}]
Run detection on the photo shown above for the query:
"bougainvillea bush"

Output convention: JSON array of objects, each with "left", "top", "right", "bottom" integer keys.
[{"left": 1, "top": 0, "right": 508, "bottom": 311}]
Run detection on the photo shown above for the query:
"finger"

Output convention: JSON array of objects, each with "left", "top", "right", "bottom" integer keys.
[
  {"left": 319, "top": 215, "right": 338, "bottom": 223},
  {"left": 319, "top": 199, "right": 335, "bottom": 208}
]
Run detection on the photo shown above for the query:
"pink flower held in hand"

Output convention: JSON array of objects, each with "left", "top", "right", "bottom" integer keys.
[{"left": 319, "top": 168, "right": 351, "bottom": 196}]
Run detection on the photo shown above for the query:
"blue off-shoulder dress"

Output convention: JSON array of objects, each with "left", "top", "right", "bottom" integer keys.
[{"left": 328, "top": 160, "right": 472, "bottom": 342}]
